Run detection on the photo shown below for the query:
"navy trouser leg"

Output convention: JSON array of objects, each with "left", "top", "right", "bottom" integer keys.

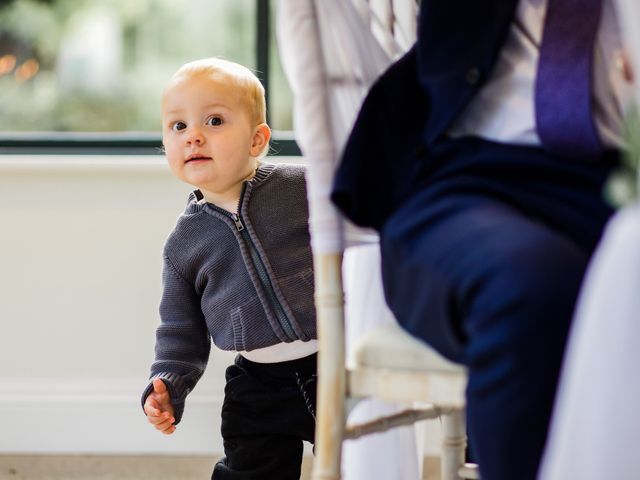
[{"left": 381, "top": 193, "right": 594, "bottom": 480}]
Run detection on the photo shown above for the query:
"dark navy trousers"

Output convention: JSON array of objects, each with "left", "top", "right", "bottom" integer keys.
[
  {"left": 212, "top": 353, "right": 317, "bottom": 480},
  {"left": 379, "top": 137, "right": 617, "bottom": 480}
]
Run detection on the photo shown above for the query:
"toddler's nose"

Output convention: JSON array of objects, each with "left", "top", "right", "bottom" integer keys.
[{"left": 186, "top": 128, "right": 205, "bottom": 145}]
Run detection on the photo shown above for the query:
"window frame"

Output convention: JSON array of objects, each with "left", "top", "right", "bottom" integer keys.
[{"left": 0, "top": 0, "right": 300, "bottom": 156}]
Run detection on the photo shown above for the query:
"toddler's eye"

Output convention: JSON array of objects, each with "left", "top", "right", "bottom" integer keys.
[
  {"left": 206, "top": 116, "right": 223, "bottom": 126},
  {"left": 171, "top": 121, "right": 186, "bottom": 132}
]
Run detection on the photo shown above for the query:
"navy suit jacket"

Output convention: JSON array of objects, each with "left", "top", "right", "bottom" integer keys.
[{"left": 332, "top": 0, "right": 520, "bottom": 230}]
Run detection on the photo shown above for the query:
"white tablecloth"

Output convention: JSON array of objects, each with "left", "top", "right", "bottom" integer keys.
[{"left": 540, "top": 204, "right": 640, "bottom": 479}]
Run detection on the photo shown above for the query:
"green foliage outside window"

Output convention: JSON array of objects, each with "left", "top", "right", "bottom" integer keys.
[
  {"left": 605, "top": 108, "right": 640, "bottom": 208},
  {"left": 0, "top": 0, "right": 293, "bottom": 133}
]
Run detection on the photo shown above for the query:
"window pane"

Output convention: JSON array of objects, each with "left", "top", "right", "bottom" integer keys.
[
  {"left": 0, "top": 0, "right": 257, "bottom": 133},
  {"left": 268, "top": 0, "right": 293, "bottom": 132}
]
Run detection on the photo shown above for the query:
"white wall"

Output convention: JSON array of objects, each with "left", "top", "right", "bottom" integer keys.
[{"left": 0, "top": 155, "right": 240, "bottom": 454}]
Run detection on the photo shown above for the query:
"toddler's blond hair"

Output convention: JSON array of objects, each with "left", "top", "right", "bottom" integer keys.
[{"left": 167, "top": 57, "right": 266, "bottom": 128}]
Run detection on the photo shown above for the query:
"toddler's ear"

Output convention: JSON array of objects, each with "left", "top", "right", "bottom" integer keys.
[{"left": 250, "top": 123, "right": 271, "bottom": 157}]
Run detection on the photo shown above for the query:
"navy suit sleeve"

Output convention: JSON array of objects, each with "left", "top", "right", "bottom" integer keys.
[{"left": 331, "top": 45, "right": 430, "bottom": 230}]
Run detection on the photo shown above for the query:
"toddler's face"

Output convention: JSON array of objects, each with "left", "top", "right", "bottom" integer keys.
[{"left": 161, "top": 74, "right": 260, "bottom": 196}]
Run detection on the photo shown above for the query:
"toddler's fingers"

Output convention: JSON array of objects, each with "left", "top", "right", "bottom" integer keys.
[
  {"left": 147, "top": 411, "right": 172, "bottom": 424},
  {"left": 152, "top": 416, "right": 175, "bottom": 432},
  {"left": 148, "top": 396, "right": 174, "bottom": 415},
  {"left": 143, "top": 401, "right": 161, "bottom": 417},
  {"left": 144, "top": 395, "right": 164, "bottom": 414}
]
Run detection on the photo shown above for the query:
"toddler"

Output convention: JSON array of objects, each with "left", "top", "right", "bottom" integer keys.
[{"left": 141, "top": 57, "right": 317, "bottom": 480}]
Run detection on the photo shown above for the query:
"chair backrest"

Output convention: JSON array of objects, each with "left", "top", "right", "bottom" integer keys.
[{"left": 277, "top": 0, "right": 417, "bottom": 253}]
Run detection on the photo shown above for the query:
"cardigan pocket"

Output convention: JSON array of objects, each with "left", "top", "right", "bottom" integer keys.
[{"left": 229, "top": 296, "right": 265, "bottom": 351}]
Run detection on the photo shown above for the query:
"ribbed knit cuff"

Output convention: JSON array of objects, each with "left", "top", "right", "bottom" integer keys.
[{"left": 140, "top": 372, "right": 189, "bottom": 425}]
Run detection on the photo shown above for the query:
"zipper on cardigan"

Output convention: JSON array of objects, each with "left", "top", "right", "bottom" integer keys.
[
  {"left": 232, "top": 213, "right": 297, "bottom": 341},
  {"left": 209, "top": 192, "right": 297, "bottom": 341},
  {"left": 231, "top": 213, "right": 245, "bottom": 231}
]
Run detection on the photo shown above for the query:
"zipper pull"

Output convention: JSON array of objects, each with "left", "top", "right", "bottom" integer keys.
[{"left": 231, "top": 213, "right": 245, "bottom": 231}]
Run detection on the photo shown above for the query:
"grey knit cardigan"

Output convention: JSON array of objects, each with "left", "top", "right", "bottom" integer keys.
[{"left": 142, "top": 162, "right": 316, "bottom": 422}]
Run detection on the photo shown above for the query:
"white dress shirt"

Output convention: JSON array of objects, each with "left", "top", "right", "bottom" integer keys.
[{"left": 448, "top": 0, "right": 634, "bottom": 148}]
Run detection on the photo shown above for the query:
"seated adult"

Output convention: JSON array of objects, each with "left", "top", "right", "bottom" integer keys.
[{"left": 331, "top": 1, "right": 633, "bottom": 478}]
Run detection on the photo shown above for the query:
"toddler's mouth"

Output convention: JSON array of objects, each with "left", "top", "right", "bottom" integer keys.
[{"left": 186, "top": 154, "right": 212, "bottom": 163}]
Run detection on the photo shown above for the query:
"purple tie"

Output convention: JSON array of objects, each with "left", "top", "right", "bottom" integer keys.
[{"left": 535, "top": 0, "right": 604, "bottom": 159}]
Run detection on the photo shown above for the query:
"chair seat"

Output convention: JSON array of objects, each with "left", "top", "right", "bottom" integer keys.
[
  {"left": 348, "top": 322, "right": 468, "bottom": 406},
  {"left": 350, "top": 322, "right": 465, "bottom": 375}
]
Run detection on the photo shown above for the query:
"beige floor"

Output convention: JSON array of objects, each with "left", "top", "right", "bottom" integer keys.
[{"left": 0, "top": 455, "right": 440, "bottom": 480}]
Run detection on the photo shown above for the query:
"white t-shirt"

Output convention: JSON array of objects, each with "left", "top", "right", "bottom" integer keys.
[{"left": 239, "top": 339, "right": 318, "bottom": 363}]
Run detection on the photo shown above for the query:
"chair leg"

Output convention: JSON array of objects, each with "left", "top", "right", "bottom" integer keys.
[
  {"left": 441, "top": 409, "right": 467, "bottom": 480},
  {"left": 311, "top": 365, "right": 345, "bottom": 480},
  {"left": 311, "top": 253, "right": 346, "bottom": 480}
]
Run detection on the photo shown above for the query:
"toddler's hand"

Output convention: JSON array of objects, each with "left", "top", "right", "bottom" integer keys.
[{"left": 143, "top": 378, "right": 176, "bottom": 435}]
